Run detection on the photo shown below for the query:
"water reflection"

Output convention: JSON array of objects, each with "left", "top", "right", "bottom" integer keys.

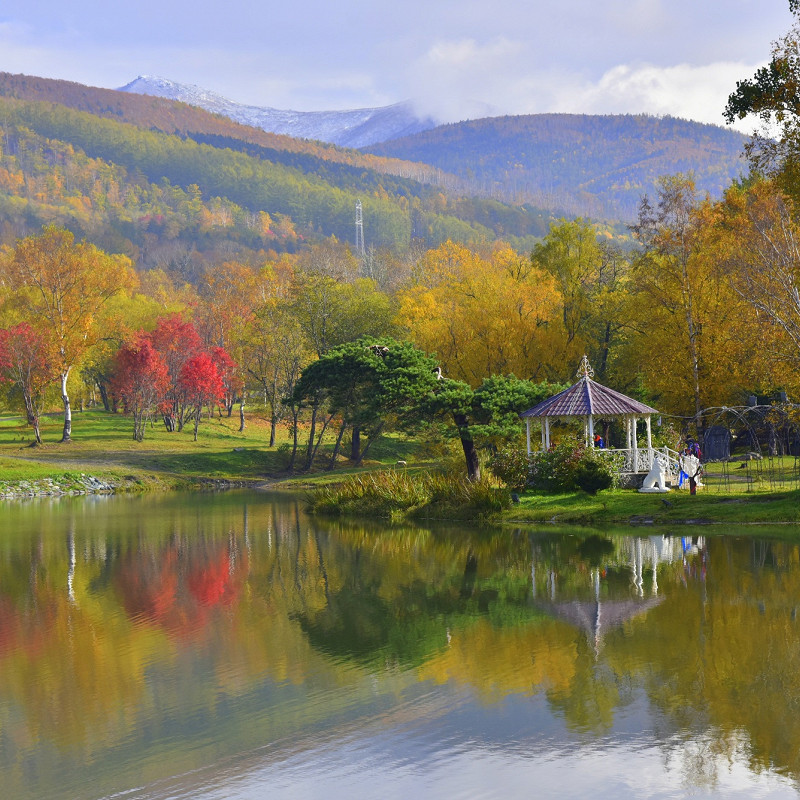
[{"left": 0, "top": 493, "right": 798, "bottom": 798}]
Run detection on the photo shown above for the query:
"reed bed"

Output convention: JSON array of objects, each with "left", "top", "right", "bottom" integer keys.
[{"left": 307, "top": 468, "right": 510, "bottom": 520}]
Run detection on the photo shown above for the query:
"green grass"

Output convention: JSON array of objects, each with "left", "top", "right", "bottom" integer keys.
[
  {"left": 2, "top": 409, "right": 799, "bottom": 527},
  {"left": 0, "top": 407, "right": 432, "bottom": 488},
  {"left": 505, "top": 486, "right": 800, "bottom": 526}
]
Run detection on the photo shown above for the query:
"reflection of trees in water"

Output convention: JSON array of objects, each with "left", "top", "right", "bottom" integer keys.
[{"left": 3, "top": 499, "right": 800, "bottom": 788}]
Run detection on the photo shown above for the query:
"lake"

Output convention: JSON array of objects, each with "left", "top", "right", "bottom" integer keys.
[{"left": 1, "top": 490, "right": 799, "bottom": 799}]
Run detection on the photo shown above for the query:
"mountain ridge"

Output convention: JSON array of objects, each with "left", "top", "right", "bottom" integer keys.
[
  {"left": 119, "top": 75, "right": 437, "bottom": 148},
  {"left": 365, "top": 112, "right": 750, "bottom": 219}
]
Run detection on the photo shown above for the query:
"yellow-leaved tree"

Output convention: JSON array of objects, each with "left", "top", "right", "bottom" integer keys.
[
  {"left": 397, "top": 241, "right": 562, "bottom": 385},
  {"left": 625, "top": 176, "right": 753, "bottom": 418},
  {"left": 1, "top": 226, "right": 136, "bottom": 441}
]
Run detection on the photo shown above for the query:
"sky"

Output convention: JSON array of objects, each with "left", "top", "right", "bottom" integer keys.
[{"left": 0, "top": 0, "right": 795, "bottom": 131}]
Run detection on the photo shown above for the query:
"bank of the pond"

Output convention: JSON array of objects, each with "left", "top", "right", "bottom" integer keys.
[
  {"left": 301, "top": 468, "right": 800, "bottom": 526},
  {"left": 1, "top": 407, "right": 798, "bottom": 525},
  {"left": 505, "top": 488, "right": 800, "bottom": 526},
  {"left": 306, "top": 469, "right": 509, "bottom": 520}
]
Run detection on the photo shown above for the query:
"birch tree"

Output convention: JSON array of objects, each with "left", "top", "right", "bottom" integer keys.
[{"left": 1, "top": 226, "right": 135, "bottom": 442}]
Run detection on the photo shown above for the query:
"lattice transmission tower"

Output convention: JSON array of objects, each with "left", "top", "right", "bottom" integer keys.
[{"left": 355, "top": 199, "right": 366, "bottom": 258}]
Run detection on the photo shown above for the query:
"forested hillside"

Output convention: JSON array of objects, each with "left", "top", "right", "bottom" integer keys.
[
  {"left": 0, "top": 91, "right": 557, "bottom": 265},
  {"left": 367, "top": 114, "right": 749, "bottom": 220}
]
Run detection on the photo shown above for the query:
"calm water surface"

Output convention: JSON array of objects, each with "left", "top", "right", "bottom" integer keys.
[{"left": 1, "top": 491, "right": 799, "bottom": 799}]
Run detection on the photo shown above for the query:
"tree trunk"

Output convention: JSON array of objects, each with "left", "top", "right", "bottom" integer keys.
[
  {"left": 288, "top": 409, "right": 299, "bottom": 470},
  {"left": 356, "top": 422, "right": 384, "bottom": 466},
  {"left": 308, "top": 412, "right": 334, "bottom": 468},
  {"left": 24, "top": 395, "right": 42, "bottom": 445},
  {"left": 98, "top": 383, "right": 111, "bottom": 412},
  {"left": 239, "top": 393, "right": 246, "bottom": 433},
  {"left": 193, "top": 406, "right": 200, "bottom": 441},
  {"left": 328, "top": 421, "right": 347, "bottom": 470},
  {"left": 453, "top": 412, "right": 480, "bottom": 480},
  {"left": 350, "top": 426, "right": 361, "bottom": 461},
  {"left": 60, "top": 370, "right": 72, "bottom": 443},
  {"left": 270, "top": 415, "right": 277, "bottom": 447},
  {"left": 304, "top": 403, "right": 318, "bottom": 471}
]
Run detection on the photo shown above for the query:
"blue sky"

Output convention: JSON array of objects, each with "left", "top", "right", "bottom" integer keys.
[{"left": 0, "top": 0, "right": 794, "bottom": 129}]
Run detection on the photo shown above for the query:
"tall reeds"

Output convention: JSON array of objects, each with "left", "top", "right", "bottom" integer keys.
[{"left": 307, "top": 469, "right": 509, "bottom": 520}]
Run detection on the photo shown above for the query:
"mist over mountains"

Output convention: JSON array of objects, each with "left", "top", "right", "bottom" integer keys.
[{"left": 119, "top": 76, "right": 436, "bottom": 148}]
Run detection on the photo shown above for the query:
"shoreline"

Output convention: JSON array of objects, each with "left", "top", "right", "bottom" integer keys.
[{"left": 0, "top": 464, "right": 798, "bottom": 530}]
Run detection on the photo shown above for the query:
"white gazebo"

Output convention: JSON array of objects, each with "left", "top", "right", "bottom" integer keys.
[{"left": 520, "top": 356, "right": 677, "bottom": 480}]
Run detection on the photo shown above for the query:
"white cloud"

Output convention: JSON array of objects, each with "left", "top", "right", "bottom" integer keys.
[
  {"left": 406, "top": 41, "right": 763, "bottom": 132},
  {"left": 569, "top": 61, "right": 764, "bottom": 132}
]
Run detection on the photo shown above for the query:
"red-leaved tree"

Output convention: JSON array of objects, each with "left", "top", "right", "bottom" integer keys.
[
  {"left": 179, "top": 352, "right": 225, "bottom": 441},
  {"left": 0, "top": 323, "right": 56, "bottom": 445},
  {"left": 209, "top": 346, "right": 240, "bottom": 419},
  {"left": 150, "top": 314, "right": 203, "bottom": 432},
  {"left": 112, "top": 334, "right": 170, "bottom": 441}
]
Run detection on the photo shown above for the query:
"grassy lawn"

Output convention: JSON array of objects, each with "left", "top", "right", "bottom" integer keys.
[
  {"left": 2, "top": 409, "right": 799, "bottom": 527},
  {"left": 506, "top": 485, "right": 800, "bottom": 526},
  {"left": 0, "top": 407, "right": 430, "bottom": 487}
]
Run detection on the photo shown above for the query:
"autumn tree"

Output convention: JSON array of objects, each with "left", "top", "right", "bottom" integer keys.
[
  {"left": 397, "top": 241, "right": 562, "bottom": 386},
  {"left": 195, "top": 261, "right": 259, "bottom": 428},
  {"left": 716, "top": 179, "right": 800, "bottom": 387},
  {"left": 178, "top": 351, "right": 225, "bottom": 441},
  {"left": 245, "top": 300, "right": 310, "bottom": 448},
  {"left": 112, "top": 334, "right": 170, "bottom": 441},
  {"left": 291, "top": 273, "right": 396, "bottom": 358},
  {"left": 0, "top": 322, "right": 56, "bottom": 445},
  {"left": 629, "top": 176, "right": 750, "bottom": 417},
  {"left": 149, "top": 314, "right": 203, "bottom": 432},
  {"left": 1, "top": 226, "right": 135, "bottom": 441},
  {"left": 531, "top": 220, "right": 631, "bottom": 381}
]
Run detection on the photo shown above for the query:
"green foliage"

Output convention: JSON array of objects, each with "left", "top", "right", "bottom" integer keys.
[
  {"left": 470, "top": 375, "right": 566, "bottom": 445},
  {"left": 488, "top": 445, "right": 531, "bottom": 490},
  {"left": 293, "top": 336, "right": 440, "bottom": 433},
  {"left": 572, "top": 458, "right": 614, "bottom": 495},
  {"left": 530, "top": 437, "right": 620, "bottom": 493},
  {"left": 308, "top": 468, "right": 510, "bottom": 519}
]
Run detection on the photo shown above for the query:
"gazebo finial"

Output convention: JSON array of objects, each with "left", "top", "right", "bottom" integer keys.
[{"left": 577, "top": 355, "right": 594, "bottom": 379}]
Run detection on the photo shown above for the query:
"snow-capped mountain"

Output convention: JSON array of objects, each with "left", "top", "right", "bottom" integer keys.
[{"left": 118, "top": 76, "right": 435, "bottom": 148}]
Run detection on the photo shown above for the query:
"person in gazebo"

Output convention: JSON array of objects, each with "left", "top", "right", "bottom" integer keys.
[{"left": 594, "top": 433, "right": 605, "bottom": 449}]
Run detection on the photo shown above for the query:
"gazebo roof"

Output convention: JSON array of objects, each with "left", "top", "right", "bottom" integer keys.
[{"left": 521, "top": 358, "right": 659, "bottom": 419}]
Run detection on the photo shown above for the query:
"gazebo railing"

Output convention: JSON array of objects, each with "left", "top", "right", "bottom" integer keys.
[{"left": 598, "top": 446, "right": 681, "bottom": 475}]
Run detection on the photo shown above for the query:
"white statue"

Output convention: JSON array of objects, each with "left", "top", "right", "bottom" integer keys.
[{"left": 639, "top": 454, "right": 671, "bottom": 493}]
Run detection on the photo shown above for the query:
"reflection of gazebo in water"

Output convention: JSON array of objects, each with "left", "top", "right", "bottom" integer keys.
[
  {"left": 534, "top": 590, "right": 664, "bottom": 652},
  {"left": 520, "top": 356, "right": 677, "bottom": 482},
  {"left": 533, "top": 537, "right": 666, "bottom": 651}
]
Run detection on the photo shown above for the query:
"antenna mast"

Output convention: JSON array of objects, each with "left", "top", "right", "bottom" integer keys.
[{"left": 355, "top": 199, "right": 366, "bottom": 258}]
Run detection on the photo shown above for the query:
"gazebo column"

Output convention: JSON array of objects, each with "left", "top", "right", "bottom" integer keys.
[
  {"left": 646, "top": 415, "right": 652, "bottom": 457},
  {"left": 588, "top": 414, "right": 595, "bottom": 447},
  {"left": 632, "top": 416, "right": 639, "bottom": 472},
  {"left": 526, "top": 418, "right": 532, "bottom": 455},
  {"left": 544, "top": 417, "right": 551, "bottom": 449}
]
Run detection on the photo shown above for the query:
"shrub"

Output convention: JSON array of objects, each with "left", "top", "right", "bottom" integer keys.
[
  {"left": 530, "top": 437, "right": 620, "bottom": 493},
  {"left": 488, "top": 445, "right": 531, "bottom": 490},
  {"left": 308, "top": 469, "right": 509, "bottom": 519},
  {"left": 573, "top": 459, "right": 614, "bottom": 494}
]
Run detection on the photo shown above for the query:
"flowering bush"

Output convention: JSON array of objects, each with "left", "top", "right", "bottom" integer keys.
[
  {"left": 488, "top": 445, "right": 531, "bottom": 490},
  {"left": 530, "top": 437, "right": 620, "bottom": 494}
]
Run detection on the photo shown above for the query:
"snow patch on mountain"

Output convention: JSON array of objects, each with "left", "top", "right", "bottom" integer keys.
[{"left": 119, "top": 76, "right": 436, "bottom": 148}]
